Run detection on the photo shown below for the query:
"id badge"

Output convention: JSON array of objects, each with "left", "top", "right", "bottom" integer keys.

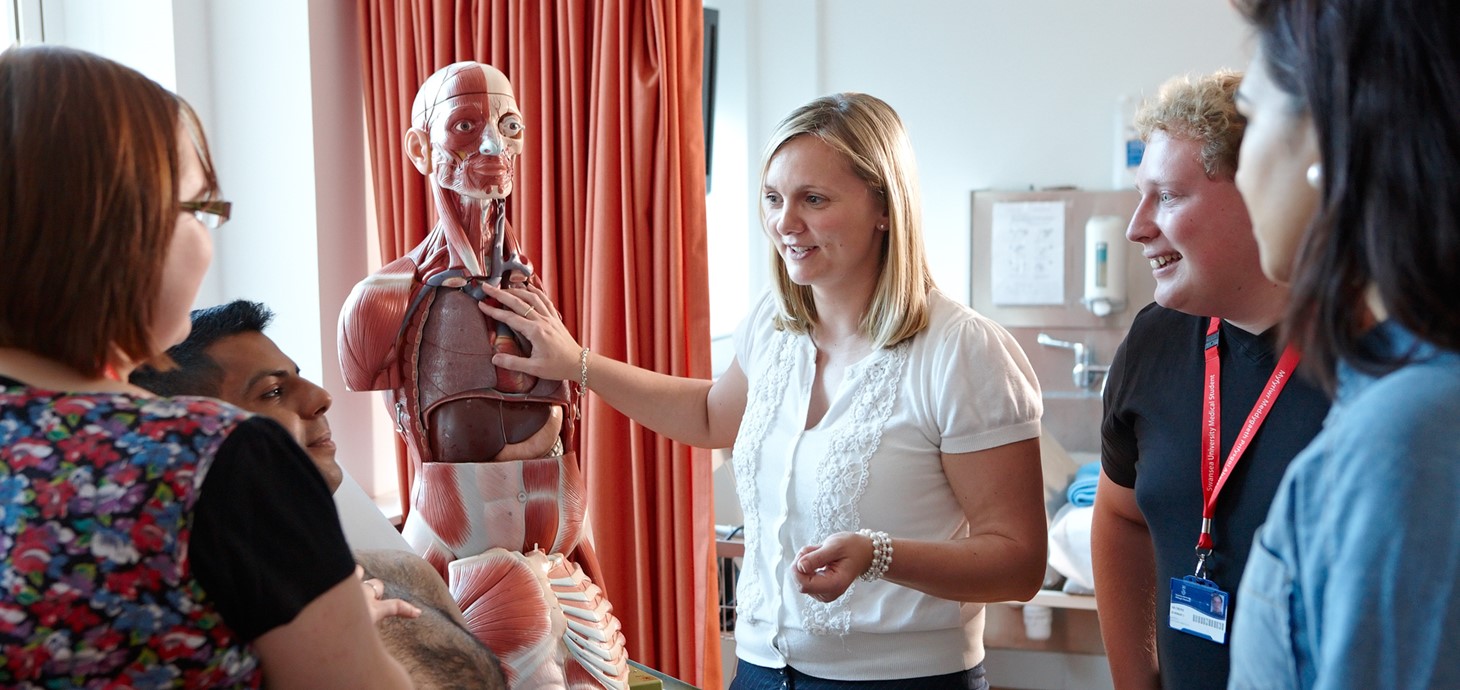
[{"left": 1169, "top": 576, "right": 1229, "bottom": 644}]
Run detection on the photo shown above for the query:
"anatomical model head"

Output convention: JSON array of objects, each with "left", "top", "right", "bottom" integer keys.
[{"left": 407, "top": 61, "right": 525, "bottom": 200}]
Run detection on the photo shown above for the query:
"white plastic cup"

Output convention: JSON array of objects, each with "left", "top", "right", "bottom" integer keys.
[{"left": 1023, "top": 604, "right": 1053, "bottom": 641}]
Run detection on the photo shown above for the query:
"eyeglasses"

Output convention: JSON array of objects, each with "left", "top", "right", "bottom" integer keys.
[{"left": 180, "top": 200, "right": 232, "bottom": 230}]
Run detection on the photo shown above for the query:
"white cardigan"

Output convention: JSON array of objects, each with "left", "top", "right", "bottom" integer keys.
[{"left": 729, "top": 289, "right": 1042, "bottom": 680}]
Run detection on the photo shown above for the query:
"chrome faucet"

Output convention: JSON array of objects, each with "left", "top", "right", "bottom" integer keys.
[{"left": 1037, "top": 333, "right": 1110, "bottom": 393}]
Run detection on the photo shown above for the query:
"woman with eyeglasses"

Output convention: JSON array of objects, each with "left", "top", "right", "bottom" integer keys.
[{"left": 0, "top": 45, "right": 413, "bottom": 688}]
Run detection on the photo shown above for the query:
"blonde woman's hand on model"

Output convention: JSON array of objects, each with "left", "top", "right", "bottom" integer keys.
[
  {"left": 479, "top": 283, "right": 583, "bottom": 382},
  {"left": 478, "top": 282, "right": 749, "bottom": 450}
]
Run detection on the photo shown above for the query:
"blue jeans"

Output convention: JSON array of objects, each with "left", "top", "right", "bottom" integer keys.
[{"left": 728, "top": 660, "right": 988, "bottom": 690}]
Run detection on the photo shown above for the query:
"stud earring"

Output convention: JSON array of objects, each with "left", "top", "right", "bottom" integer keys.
[{"left": 1306, "top": 162, "right": 1323, "bottom": 189}]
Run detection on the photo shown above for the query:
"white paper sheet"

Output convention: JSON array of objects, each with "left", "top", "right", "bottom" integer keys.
[{"left": 990, "top": 201, "right": 1066, "bottom": 305}]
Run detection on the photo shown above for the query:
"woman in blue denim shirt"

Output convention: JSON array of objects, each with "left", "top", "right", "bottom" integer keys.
[{"left": 1225, "top": 0, "right": 1460, "bottom": 687}]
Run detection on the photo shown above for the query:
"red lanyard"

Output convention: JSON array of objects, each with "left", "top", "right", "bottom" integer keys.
[{"left": 1197, "top": 317, "right": 1301, "bottom": 557}]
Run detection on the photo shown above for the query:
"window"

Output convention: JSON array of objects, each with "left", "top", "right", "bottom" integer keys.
[
  {"left": 9, "top": 0, "right": 176, "bottom": 88},
  {"left": 4, "top": 0, "right": 31, "bottom": 51}
]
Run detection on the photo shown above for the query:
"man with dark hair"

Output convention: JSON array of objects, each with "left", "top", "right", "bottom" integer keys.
[
  {"left": 134, "top": 300, "right": 344, "bottom": 489},
  {"left": 132, "top": 300, "right": 507, "bottom": 690},
  {"left": 133, "top": 300, "right": 272, "bottom": 396}
]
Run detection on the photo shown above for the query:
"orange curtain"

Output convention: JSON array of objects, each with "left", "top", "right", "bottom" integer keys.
[{"left": 356, "top": 2, "right": 719, "bottom": 687}]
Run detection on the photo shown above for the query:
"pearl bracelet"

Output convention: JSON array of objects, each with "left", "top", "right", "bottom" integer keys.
[{"left": 856, "top": 528, "right": 893, "bottom": 582}]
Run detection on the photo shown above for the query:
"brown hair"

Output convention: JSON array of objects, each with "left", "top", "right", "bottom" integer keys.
[
  {"left": 1135, "top": 71, "right": 1246, "bottom": 178},
  {"left": 0, "top": 45, "right": 219, "bottom": 377},
  {"left": 759, "top": 93, "right": 934, "bottom": 349}
]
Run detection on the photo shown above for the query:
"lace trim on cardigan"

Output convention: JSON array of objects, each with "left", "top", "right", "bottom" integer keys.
[
  {"left": 730, "top": 330, "right": 912, "bottom": 636},
  {"left": 729, "top": 329, "right": 798, "bottom": 626},
  {"left": 800, "top": 340, "right": 909, "bottom": 635}
]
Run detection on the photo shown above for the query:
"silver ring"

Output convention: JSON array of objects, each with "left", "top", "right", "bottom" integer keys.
[{"left": 522, "top": 306, "right": 538, "bottom": 318}]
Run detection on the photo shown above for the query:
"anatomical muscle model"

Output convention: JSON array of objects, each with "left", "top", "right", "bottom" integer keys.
[{"left": 340, "top": 61, "right": 628, "bottom": 689}]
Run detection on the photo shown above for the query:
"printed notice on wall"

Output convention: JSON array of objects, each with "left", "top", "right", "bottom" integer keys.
[{"left": 990, "top": 201, "right": 1065, "bottom": 305}]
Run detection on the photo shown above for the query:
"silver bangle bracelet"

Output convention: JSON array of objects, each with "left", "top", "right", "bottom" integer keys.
[{"left": 579, "top": 347, "right": 591, "bottom": 392}]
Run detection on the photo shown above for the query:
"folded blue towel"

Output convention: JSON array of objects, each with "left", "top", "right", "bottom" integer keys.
[{"left": 1066, "top": 461, "right": 1101, "bottom": 507}]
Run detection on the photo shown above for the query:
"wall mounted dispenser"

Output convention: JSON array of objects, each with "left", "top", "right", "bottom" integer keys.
[{"left": 1082, "top": 215, "right": 1128, "bottom": 317}]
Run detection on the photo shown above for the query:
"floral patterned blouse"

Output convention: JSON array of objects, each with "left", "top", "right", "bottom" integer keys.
[{"left": 0, "top": 379, "right": 353, "bottom": 688}]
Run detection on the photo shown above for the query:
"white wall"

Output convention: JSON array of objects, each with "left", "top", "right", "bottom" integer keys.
[
  {"left": 36, "top": 0, "right": 176, "bottom": 86},
  {"left": 716, "top": 0, "right": 1252, "bottom": 312},
  {"left": 170, "top": 0, "right": 392, "bottom": 499},
  {"left": 704, "top": 0, "right": 751, "bottom": 345}
]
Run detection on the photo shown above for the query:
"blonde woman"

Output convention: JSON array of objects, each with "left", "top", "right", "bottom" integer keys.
[{"left": 483, "top": 92, "right": 1045, "bottom": 688}]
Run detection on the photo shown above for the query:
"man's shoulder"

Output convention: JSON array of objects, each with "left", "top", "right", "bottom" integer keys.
[{"left": 1117, "top": 303, "right": 1203, "bottom": 364}]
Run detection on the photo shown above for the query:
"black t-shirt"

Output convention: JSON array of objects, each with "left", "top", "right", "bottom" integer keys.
[
  {"left": 1102, "top": 304, "right": 1330, "bottom": 690},
  {"left": 191, "top": 416, "right": 356, "bottom": 641}
]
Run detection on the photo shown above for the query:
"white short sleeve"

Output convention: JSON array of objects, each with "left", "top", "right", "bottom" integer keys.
[
  {"left": 920, "top": 293, "right": 1042, "bottom": 454},
  {"left": 732, "top": 290, "right": 781, "bottom": 374}
]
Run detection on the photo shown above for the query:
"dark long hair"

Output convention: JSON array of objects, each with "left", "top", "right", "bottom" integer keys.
[{"left": 1238, "top": 0, "right": 1460, "bottom": 390}]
